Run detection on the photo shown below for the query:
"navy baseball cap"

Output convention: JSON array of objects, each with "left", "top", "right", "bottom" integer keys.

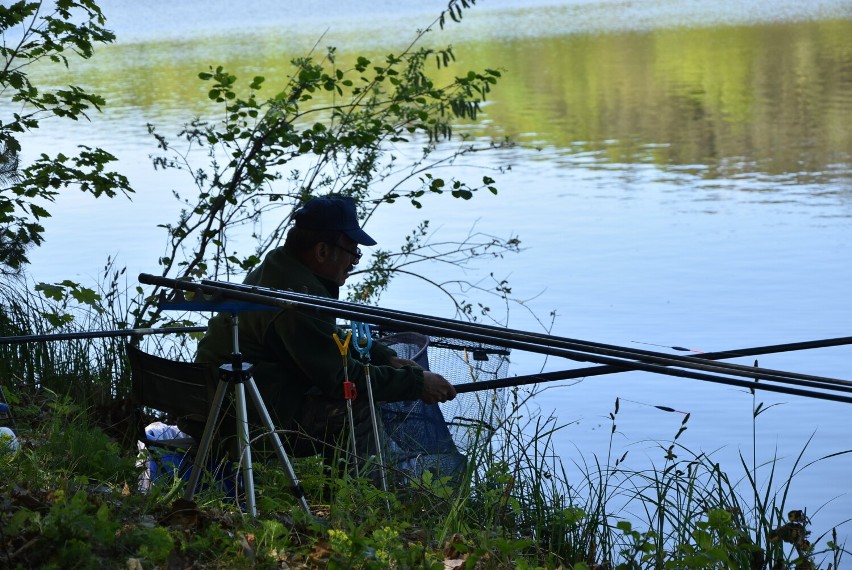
[{"left": 293, "top": 195, "right": 377, "bottom": 246}]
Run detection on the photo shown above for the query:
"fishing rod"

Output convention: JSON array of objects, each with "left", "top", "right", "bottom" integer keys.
[
  {"left": 146, "top": 274, "right": 850, "bottom": 392},
  {"left": 452, "top": 364, "right": 852, "bottom": 404},
  {"left": 192, "top": 277, "right": 852, "bottom": 393},
  {"left": 138, "top": 274, "right": 852, "bottom": 402},
  {"left": 454, "top": 336, "right": 852, "bottom": 394},
  {"left": 0, "top": 326, "right": 207, "bottom": 346}
]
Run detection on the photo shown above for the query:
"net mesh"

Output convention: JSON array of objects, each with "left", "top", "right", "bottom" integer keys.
[{"left": 378, "top": 332, "right": 510, "bottom": 478}]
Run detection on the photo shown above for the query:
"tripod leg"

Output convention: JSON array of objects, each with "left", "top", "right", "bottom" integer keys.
[
  {"left": 244, "top": 378, "right": 312, "bottom": 516},
  {"left": 184, "top": 378, "right": 229, "bottom": 500},
  {"left": 234, "top": 382, "right": 257, "bottom": 517}
]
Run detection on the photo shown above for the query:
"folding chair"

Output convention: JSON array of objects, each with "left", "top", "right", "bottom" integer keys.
[
  {"left": 126, "top": 343, "right": 310, "bottom": 516},
  {"left": 127, "top": 344, "right": 215, "bottom": 482}
]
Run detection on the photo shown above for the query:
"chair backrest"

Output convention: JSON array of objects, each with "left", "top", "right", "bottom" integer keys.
[{"left": 127, "top": 344, "right": 216, "bottom": 429}]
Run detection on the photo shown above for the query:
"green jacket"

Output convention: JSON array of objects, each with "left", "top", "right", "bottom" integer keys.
[{"left": 195, "top": 247, "right": 425, "bottom": 424}]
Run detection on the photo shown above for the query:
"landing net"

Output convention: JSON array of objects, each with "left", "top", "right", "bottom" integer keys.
[{"left": 378, "top": 332, "right": 511, "bottom": 478}]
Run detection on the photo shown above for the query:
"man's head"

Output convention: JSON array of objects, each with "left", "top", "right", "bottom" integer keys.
[
  {"left": 293, "top": 195, "right": 377, "bottom": 247},
  {"left": 286, "top": 195, "right": 376, "bottom": 286}
]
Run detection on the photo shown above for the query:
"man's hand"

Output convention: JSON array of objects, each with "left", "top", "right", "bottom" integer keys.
[
  {"left": 386, "top": 356, "right": 456, "bottom": 403},
  {"left": 420, "top": 371, "right": 457, "bottom": 404}
]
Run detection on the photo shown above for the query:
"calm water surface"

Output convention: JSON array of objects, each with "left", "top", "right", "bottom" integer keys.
[{"left": 9, "top": 0, "right": 852, "bottom": 542}]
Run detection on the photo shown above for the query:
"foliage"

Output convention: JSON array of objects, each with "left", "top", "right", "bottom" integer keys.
[
  {"left": 1, "top": 372, "right": 849, "bottom": 568},
  {"left": 133, "top": 1, "right": 517, "bottom": 328},
  {"left": 1, "top": 0, "right": 527, "bottom": 358},
  {"left": 0, "top": 0, "right": 132, "bottom": 273}
]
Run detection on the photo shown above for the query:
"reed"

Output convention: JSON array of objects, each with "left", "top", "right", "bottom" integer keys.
[{"left": 2, "top": 377, "right": 849, "bottom": 567}]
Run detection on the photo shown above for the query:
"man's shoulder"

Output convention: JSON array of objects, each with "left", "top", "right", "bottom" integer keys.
[{"left": 247, "top": 248, "right": 323, "bottom": 294}]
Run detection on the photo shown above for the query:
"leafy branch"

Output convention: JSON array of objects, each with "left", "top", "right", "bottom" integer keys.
[
  {"left": 134, "top": 7, "right": 519, "bottom": 328},
  {"left": 1, "top": 0, "right": 132, "bottom": 273}
]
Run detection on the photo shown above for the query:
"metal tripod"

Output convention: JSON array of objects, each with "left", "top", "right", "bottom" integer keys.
[{"left": 183, "top": 313, "right": 311, "bottom": 517}]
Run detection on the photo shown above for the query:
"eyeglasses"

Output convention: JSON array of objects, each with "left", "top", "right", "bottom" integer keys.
[{"left": 330, "top": 243, "right": 362, "bottom": 263}]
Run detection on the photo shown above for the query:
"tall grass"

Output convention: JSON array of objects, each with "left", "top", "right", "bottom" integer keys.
[
  {"left": 1, "top": 275, "right": 849, "bottom": 568},
  {"left": 0, "top": 266, "right": 135, "bottom": 405},
  {"left": 403, "top": 385, "right": 850, "bottom": 568},
  {"left": 0, "top": 264, "right": 199, "bottom": 406}
]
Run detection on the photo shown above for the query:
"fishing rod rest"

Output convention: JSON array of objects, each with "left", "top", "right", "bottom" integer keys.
[
  {"left": 147, "top": 291, "right": 311, "bottom": 516},
  {"left": 217, "top": 314, "right": 254, "bottom": 387}
]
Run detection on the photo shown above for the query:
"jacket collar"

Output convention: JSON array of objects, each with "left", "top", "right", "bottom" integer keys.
[{"left": 315, "top": 274, "right": 340, "bottom": 299}]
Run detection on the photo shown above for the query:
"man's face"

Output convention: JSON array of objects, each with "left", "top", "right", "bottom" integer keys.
[{"left": 316, "top": 237, "right": 362, "bottom": 286}]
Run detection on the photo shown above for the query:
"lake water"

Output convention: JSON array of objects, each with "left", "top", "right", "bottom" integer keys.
[{"left": 8, "top": 0, "right": 852, "bottom": 547}]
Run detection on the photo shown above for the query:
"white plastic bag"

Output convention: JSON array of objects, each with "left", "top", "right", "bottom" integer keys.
[{"left": 137, "top": 421, "right": 192, "bottom": 492}]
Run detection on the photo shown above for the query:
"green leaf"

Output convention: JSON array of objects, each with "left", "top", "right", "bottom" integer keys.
[
  {"left": 355, "top": 56, "right": 371, "bottom": 72},
  {"left": 35, "top": 282, "right": 66, "bottom": 301},
  {"left": 42, "top": 311, "right": 74, "bottom": 327},
  {"left": 29, "top": 204, "right": 51, "bottom": 218},
  {"left": 69, "top": 285, "right": 102, "bottom": 307}
]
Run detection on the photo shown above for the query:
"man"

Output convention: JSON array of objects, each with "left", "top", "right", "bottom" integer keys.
[{"left": 195, "top": 195, "right": 456, "bottom": 467}]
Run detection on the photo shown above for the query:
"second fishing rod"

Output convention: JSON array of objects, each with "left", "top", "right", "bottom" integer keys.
[
  {"left": 139, "top": 274, "right": 851, "bottom": 396},
  {"left": 196, "top": 277, "right": 852, "bottom": 391}
]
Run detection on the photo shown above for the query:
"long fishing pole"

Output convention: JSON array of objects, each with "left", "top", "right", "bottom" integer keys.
[
  {"left": 138, "top": 274, "right": 852, "bottom": 402},
  {"left": 453, "top": 366, "right": 852, "bottom": 404},
  {"left": 0, "top": 326, "right": 207, "bottom": 345},
  {"left": 193, "top": 277, "right": 852, "bottom": 393},
  {"left": 154, "top": 274, "right": 850, "bottom": 392},
  {"left": 455, "top": 336, "right": 852, "bottom": 394}
]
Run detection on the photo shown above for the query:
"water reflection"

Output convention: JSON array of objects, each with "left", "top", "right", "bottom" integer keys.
[
  {"left": 20, "top": 9, "right": 851, "bottom": 194},
  {"left": 480, "top": 19, "right": 852, "bottom": 187}
]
